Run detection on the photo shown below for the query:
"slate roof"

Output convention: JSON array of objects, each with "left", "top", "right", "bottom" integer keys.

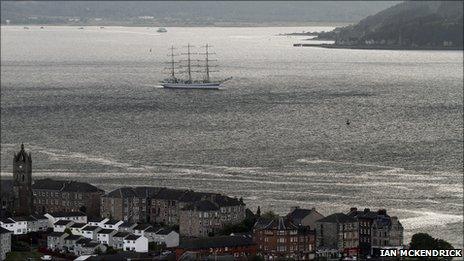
[
  {"left": 70, "top": 223, "right": 87, "bottom": 228},
  {"left": 54, "top": 220, "right": 73, "bottom": 226},
  {"left": 125, "top": 235, "right": 141, "bottom": 240},
  {"left": 0, "top": 218, "right": 15, "bottom": 224},
  {"left": 0, "top": 227, "right": 12, "bottom": 234},
  {"left": 103, "top": 186, "right": 244, "bottom": 208},
  {"left": 347, "top": 208, "right": 379, "bottom": 219},
  {"left": 253, "top": 217, "right": 298, "bottom": 230},
  {"left": 48, "top": 211, "right": 86, "bottom": 217},
  {"left": 104, "top": 219, "right": 120, "bottom": 225},
  {"left": 31, "top": 214, "right": 48, "bottom": 220},
  {"left": 182, "top": 200, "right": 219, "bottom": 211},
  {"left": 98, "top": 229, "right": 116, "bottom": 234},
  {"left": 113, "top": 232, "right": 130, "bottom": 238},
  {"left": 10, "top": 216, "right": 33, "bottom": 222},
  {"left": 82, "top": 226, "right": 100, "bottom": 232},
  {"left": 33, "top": 178, "right": 103, "bottom": 193},
  {"left": 134, "top": 224, "right": 152, "bottom": 231},
  {"left": 119, "top": 221, "right": 136, "bottom": 228},
  {"left": 83, "top": 242, "right": 101, "bottom": 248},
  {"left": 179, "top": 235, "right": 254, "bottom": 250},
  {"left": 76, "top": 238, "right": 92, "bottom": 245},
  {"left": 144, "top": 226, "right": 161, "bottom": 233},
  {"left": 88, "top": 217, "right": 106, "bottom": 223},
  {"left": 104, "top": 187, "right": 138, "bottom": 198},
  {"left": 317, "top": 213, "right": 357, "bottom": 223}
]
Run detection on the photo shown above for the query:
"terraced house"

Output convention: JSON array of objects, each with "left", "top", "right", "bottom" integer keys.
[
  {"left": 101, "top": 187, "right": 246, "bottom": 231},
  {"left": 253, "top": 217, "right": 316, "bottom": 260},
  {"left": 179, "top": 196, "right": 246, "bottom": 237},
  {"left": 33, "top": 178, "right": 104, "bottom": 218}
]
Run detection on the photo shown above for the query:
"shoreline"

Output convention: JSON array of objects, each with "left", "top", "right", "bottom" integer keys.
[{"left": 293, "top": 43, "right": 464, "bottom": 51}]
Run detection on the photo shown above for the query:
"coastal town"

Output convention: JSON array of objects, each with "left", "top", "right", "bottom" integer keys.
[{"left": 0, "top": 144, "right": 410, "bottom": 260}]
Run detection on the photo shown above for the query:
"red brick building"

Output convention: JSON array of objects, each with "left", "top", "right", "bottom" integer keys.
[
  {"left": 253, "top": 217, "right": 316, "bottom": 260},
  {"left": 175, "top": 234, "right": 256, "bottom": 260}
]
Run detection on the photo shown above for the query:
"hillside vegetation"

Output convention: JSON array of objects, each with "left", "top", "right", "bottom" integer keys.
[{"left": 327, "top": 1, "right": 463, "bottom": 48}]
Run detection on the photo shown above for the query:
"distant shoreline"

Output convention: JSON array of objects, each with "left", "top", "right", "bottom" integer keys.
[
  {"left": 0, "top": 22, "right": 351, "bottom": 28},
  {"left": 293, "top": 43, "right": 464, "bottom": 51}
]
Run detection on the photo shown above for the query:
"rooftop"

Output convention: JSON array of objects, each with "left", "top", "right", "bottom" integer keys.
[
  {"left": 98, "top": 229, "right": 116, "bottom": 234},
  {"left": 317, "top": 213, "right": 357, "bottom": 223},
  {"left": 182, "top": 200, "right": 219, "bottom": 212},
  {"left": 0, "top": 227, "right": 12, "bottom": 234},
  {"left": 113, "top": 232, "right": 130, "bottom": 238},
  {"left": 47, "top": 211, "right": 86, "bottom": 218},
  {"left": 54, "top": 220, "right": 73, "bottom": 226},
  {"left": 33, "top": 178, "right": 103, "bottom": 193},
  {"left": 70, "top": 223, "right": 87, "bottom": 228},
  {"left": 253, "top": 217, "right": 298, "bottom": 230},
  {"left": 104, "top": 219, "right": 121, "bottom": 225},
  {"left": 125, "top": 234, "right": 141, "bottom": 241},
  {"left": 134, "top": 224, "right": 152, "bottom": 231},
  {"left": 82, "top": 226, "right": 101, "bottom": 232},
  {"left": 179, "top": 235, "right": 254, "bottom": 250}
]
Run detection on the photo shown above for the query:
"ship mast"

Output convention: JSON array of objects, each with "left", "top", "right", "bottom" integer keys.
[
  {"left": 170, "top": 45, "right": 176, "bottom": 80},
  {"left": 205, "top": 44, "right": 210, "bottom": 83},
  {"left": 187, "top": 43, "right": 192, "bottom": 83}
]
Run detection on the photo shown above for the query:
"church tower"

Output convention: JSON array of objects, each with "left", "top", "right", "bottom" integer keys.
[{"left": 13, "top": 143, "right": 33, "bottom": 216}]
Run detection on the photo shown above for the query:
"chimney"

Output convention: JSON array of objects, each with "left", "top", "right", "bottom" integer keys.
[
  {"left": 290, "top": 206, "right": 300, "bottom": 212},
  {"left": 364, "top": 208, "right": 370, "bottom": 213},
  {"left": 377, "top": 209, "right": 387, "bottom": 215},
  {"left": 350, "top": 207, "right": 357, "bottom": 213}
]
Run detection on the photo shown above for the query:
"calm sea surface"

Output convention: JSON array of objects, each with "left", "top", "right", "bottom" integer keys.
[{"left": 1, "top": 26, "right": 463, "bottom": 247}]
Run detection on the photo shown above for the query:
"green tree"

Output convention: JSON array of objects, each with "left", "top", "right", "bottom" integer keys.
[
  {"left": 409, "top": 233, "right": 454, "bottom": 260},
  {"left": 64, "top": 228, "right": 72, "bottom": 235},
  {"left": 262, "top": 211, "right": 278, "bottom": 220}
]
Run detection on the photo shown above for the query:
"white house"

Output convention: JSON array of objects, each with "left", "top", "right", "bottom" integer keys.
[
  {"left": 47, "top": 232, "right": 69, "bottom": 251},
  {"left": 118, "top": 222, "right": 137, "bottom": 233},
  {"left": 133, "top": 224, "right": 152, "bottom": 237},
  {"left": 1, "top": 217, "right": 27, "bottom": 235},
  {"left": 96, "top": 229, "right": 117, "bottom": 245},
  {"left": 29, "top": 215, "right": 49, "bottom": 232},
  {"left": 151, "top": 228, "right": 179, "bottom": 248},
  {"left": 0, "top": 218, "right": 17, "bottom": 234},
  {"left": 81, "top": 226, "right": 101, "bottom": 241},
  {"left": 45, "top": 212, "right": 87, "bottom": 227},
  {"left": 100, "top": 220, "right": 123, "bottom": 230},
  {"left": 111, "top": 232, "right": 130, "bottom": 249},
  {"left": 87, "top": 217, "right": 109, "bottom": 227},
  {"left": 53, "top": 220, "right": 74, "bottom": 232},
  {"left": 69, "top": 223, "right": 87, "bottom": 236},
  {"left": 123, "top": 235, "right": 148, "bottom": 253}
]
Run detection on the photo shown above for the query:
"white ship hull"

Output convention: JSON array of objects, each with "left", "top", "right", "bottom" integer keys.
[{"left": 161, "top": 82, "right": 222, "bottom": 89}]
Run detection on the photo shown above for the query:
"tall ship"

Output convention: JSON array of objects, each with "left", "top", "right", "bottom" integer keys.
[{"left": 160, "top": 44, "right": 231, "bottom": 90}]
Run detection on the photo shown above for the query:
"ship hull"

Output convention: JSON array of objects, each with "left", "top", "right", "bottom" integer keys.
[{"left": 161, "top": 82, "right": 222, "bottom": 90}]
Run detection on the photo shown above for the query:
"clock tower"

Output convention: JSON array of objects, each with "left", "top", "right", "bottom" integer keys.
[{"left": 13, "top": 143, "right": 33, "bottom": 216}]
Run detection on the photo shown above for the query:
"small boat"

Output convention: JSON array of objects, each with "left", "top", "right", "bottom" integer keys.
[
  {"left": 40, "top": 26, "right": 44, "bottom": 29},
  {"left": 160, "top": 44, "right": 231, "bottom": 90},
  {"left": 157, "top": 27, "right": 167, "bottom": 33},
  {"left": 100, "top": 26, "right": 105, "bottom": 29},
  {"left": 23, "top": 27, "right": 29, "bottom": 29},
  {"left": 78, "top": 27, "right": 84, "bottom": 30}
]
